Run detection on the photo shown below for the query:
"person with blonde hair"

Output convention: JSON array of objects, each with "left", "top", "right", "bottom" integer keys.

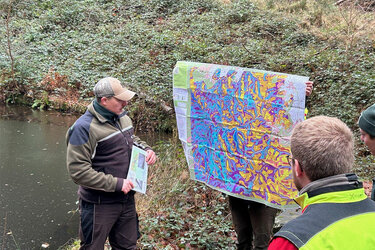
[{"left": 269, "top": 116, "right": 375, "bottom": 250}]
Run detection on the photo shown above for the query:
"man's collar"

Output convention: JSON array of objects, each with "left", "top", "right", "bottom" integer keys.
[
  {"left": 295, "top": 173, "right": 363, "bottom": 209},
  {"left": 93, "top": 99, "right": 119, "bottom": 122},
  {"left": 298, "top": 173, "right": 351, "bottom": 195}
]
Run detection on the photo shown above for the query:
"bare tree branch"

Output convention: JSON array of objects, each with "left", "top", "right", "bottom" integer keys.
[{"left": 5, "top": 0, "right": 18, "bottom": 90}]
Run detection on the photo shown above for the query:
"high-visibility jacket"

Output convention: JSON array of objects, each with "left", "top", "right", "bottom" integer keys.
[{"left": 272, "top": 173, "right": 375, "bottom": 249}]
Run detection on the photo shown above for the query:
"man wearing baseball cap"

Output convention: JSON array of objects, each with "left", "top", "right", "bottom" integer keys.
[
  {"left": 358, "top": 103, "right": 375, "bottom": 201},
  {"left": 66, "top": 77, "right": 156, "bottom": 249}
]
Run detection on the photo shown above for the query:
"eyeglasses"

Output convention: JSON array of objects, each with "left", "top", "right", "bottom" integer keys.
[
  {"left": 103, "top": 96, "right": 127, "bottom": 103},
  {"left": 286, "top": 155, "right": 303, "bottom": 172}
]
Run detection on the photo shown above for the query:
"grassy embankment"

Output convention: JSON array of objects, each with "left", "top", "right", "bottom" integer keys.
[{"left": 1, "top": 0, "right": 374, "bottom": 248}]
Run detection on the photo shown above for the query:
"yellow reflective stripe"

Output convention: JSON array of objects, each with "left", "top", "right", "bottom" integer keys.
[{"left": 295, "top": 188, "right": 368, "bottom": 209}]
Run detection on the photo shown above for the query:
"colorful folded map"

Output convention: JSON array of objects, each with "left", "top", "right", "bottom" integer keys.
[{"left": 173, "top": 61, "right": 308, "bottom": 209}]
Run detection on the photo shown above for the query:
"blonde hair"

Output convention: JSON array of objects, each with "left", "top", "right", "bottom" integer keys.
[{"left": 291, "top": 116, "right": 354, "bottom": 181}]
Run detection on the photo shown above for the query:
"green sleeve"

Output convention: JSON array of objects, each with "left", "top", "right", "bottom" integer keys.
[{"left": 66, "top": 128, "right": 119, "bottom": 192}]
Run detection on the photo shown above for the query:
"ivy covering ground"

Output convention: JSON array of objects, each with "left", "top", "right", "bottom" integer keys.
[{"left": 1, "top": 0, "right": 374, "bottom": 132}]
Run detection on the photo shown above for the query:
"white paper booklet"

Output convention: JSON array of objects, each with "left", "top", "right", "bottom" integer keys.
[{"left": 127, "top": 145, "right": 148, "bottom": 194}]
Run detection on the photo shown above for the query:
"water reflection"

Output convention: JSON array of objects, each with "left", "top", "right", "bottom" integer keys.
[{"left": 0, "top": 105, "right": 81, "bottom": 249}]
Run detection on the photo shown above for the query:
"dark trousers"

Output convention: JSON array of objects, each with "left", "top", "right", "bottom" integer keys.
[
  {"left": 79, "top": 197, "right": 137, "bottom": 250},
  {"left": 228, "top": 196, "right": 278, "bottom": 250}
]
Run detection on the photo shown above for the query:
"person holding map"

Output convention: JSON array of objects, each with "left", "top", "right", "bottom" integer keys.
[
  {"left": 66, "top": 77, "right": 156, "bottom": 249},
  {"left": 268, "top": 116, "right": 375, "bottom": 249},
  {"left": 228, "top": 81, "right": 313, "bottom": 250},
  {"left": 358, "top": 103, "right": 375, "bottom": 201}
]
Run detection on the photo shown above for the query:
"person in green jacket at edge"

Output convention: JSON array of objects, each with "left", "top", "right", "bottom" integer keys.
[
  {"left": 66, "top": 77, "right": 157, "bottom": 250},
  {"left": 358, "top": 103, "right": 375, "bottom": 201},
  {"left": 268, "top": 116, "right": 375, "bottom": 250}
]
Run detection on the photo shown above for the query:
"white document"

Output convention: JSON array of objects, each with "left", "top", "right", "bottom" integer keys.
[{"left": 127, "top": 145, "right": 148, "bottom": 194}]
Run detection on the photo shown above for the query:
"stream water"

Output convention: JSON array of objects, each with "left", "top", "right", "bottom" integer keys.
[{"left": 0, "top": 105, "right": 80, "bottom": 249}]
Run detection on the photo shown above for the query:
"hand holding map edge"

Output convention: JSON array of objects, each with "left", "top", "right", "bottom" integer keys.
[
  {"left": 146, "top": 149, "right": 157, "bottom": 165},
  {"left": 305, "top": 81, "right": 314, "bottom": 96}
]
